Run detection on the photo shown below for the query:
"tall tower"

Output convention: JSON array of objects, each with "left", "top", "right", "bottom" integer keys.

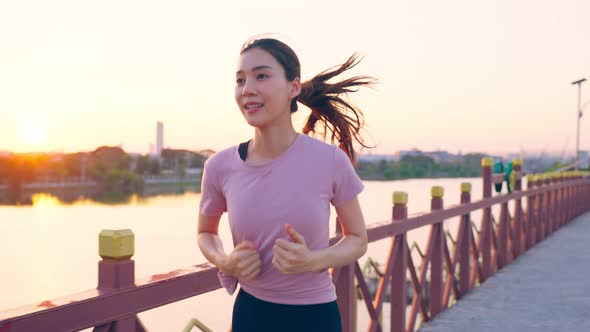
[{"left": 156, "top": 121, "right": 164, "bottom": 157}]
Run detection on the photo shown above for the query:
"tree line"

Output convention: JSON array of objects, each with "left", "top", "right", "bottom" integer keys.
[
  {"left": 0, "top": 146, "right": 207, "bottom": 202},
  {"left": 356, "top": 153, "right": 487, "bottom": 180}
]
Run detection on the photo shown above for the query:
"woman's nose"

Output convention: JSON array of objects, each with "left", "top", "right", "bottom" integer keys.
[{"left": 241, "top": 79, "right": 256, "bottom": 96}]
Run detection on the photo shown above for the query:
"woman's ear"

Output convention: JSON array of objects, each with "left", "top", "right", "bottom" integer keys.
[{"left": 289, "top": 77, "right": 302, "bottom": 99}]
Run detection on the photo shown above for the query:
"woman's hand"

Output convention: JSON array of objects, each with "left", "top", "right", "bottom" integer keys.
[
  {"left": 220, "top": 241, "right": 261, "bottom": 280},
  {"left": 272, "top": 224, "right": 317, "bottom": 275}
]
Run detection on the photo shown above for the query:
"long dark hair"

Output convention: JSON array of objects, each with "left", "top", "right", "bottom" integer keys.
[{"left": 240, "top": 38, "right": 376, "bottom": 163}]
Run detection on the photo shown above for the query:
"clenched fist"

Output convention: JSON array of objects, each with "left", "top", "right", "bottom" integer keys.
[
  {"left": 272, "top": 224, "right": 317, "bottom": 275},
  {"left": 221, "top": 241, "right": 261, "bottom": 280}
]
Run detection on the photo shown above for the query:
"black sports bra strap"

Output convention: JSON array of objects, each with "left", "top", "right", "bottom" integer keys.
[{"left": 238, "top": 140, "right": 251, "bottom": 161}]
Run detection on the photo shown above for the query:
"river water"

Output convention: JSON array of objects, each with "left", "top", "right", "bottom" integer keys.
[{"left": 1, "top": 177, "right": 488, "bottom": 331}]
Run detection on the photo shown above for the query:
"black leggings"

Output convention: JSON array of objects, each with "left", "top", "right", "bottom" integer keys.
[{"left": 232, "top": 289, "right": 342, "bottom": 332}]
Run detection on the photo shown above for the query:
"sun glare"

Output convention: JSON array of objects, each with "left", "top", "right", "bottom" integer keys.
[
  {"left": 31, "top": 193, "right": 60, "bottom": 207},
  {"left": 19, "top": 117, "right": 48, "bottom": 152},
  {"left": 21, "top": 125, "right": 45, "bottom": 145}
]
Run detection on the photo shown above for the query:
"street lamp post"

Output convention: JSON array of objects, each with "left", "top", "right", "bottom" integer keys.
[{"left": 572, "top": 78, "right": 586, "bottom": 170}]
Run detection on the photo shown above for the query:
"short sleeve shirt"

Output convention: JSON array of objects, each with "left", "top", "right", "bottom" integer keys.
[{"left": 199, "top": 134, "right": 364, "bottom": 304}]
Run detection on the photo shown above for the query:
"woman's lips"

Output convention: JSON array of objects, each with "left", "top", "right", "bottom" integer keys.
[{"left": 245, "top": 103, "right": 263, "bottom": 114}]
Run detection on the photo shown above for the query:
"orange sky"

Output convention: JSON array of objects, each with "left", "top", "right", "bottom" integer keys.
[{"left": 1, "top": 0, "right": 589, "bottom": 156}]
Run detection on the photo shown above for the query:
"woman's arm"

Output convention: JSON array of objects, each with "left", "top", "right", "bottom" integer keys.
[
  {"left": 272, "top": 196, "right": 367, "bottom": 274},
  {"left": 314, "top": 196, "right": 367, "bottom": 270},
  {"left": 198, "top": 213, "right": 261, "bottom": 280}
]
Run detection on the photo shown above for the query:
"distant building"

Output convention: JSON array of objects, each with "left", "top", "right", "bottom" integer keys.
[
  {"left": 156, "top": 121, "right": 164, "bottom": 157},
  {"left": 198, "top": 149, "right": 216, "bottom": 159},
  {"left": 357, "top": 154, "right": 399, "bottom": 163},
  {"left": 424, "top": 150, "right": 456, "bottom": 163},
  {"left": 398, "top": 149, "right": 424, "bottom": 158},
  {"left": 580, "top": 151, "right": 589, "bottom": 169},
  {"left": 186, "top": 168, "right": 203, "bottom": 176}
]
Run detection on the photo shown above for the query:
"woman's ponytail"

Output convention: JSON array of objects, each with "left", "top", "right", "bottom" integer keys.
[{"left": 297, "top": 54, "right": 376, "bottom": 163}]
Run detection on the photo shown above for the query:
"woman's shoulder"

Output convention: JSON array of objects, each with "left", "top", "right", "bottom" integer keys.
[
  {"left": 298, "top": 134, "right": 339, "bottom": 155},
  {"left": 299, "top": 134, "right": 349, "bottom": 167},
  {"left": 203, "top": 145, "right": 237, "bottom": 172}
]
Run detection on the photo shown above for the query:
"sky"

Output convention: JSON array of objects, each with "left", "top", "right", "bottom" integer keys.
[{"left": 1, "top": 0, "right": 589, "bottom": 157}]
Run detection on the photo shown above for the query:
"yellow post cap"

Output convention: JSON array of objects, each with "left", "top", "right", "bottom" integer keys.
[
  {"left": 99, "top": 229, "right": 134, "bottom": 260},
  {"left": 392, "top": 191, "right": 408, "bottom": 205},
  {"left": 460, "top": 182, "right": 472, "bottom": 193},
  {"left": 481, "top": 157, "right": 493, "bottom": 167},
  {"left": 512, "top": 158, "right": 523, "bottom": 166},
  {"left": 431, "top": 186, "right": 444, "bottom": 198}
]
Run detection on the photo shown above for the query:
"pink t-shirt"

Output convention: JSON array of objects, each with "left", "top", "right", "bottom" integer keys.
[{"left": 199, "top": 134, "right": 364, "bottom": 305}]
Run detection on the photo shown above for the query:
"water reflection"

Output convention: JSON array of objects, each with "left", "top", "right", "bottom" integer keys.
[{"left": 1, "top": 183, "right": 200, "bottom": 206}]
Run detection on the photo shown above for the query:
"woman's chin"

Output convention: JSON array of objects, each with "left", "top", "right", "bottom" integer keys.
[
  {"left": 242, "top": 112, "right": 267, "bottom": 128},
  {"left": 244, "top": 117, "right": 266, "bottom": 129}
]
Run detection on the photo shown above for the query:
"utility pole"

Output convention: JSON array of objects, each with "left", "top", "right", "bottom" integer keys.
[{"left": 572, "top": 78, "right": 586, "bottom": 170}]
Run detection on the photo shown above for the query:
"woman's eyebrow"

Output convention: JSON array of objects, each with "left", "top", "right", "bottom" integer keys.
[{"left": 236, "top": 65, "right": 273, "bottom": 75}]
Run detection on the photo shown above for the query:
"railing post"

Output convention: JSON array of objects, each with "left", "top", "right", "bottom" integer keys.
[
  {"left": 570, "top": 172, "right": 576, "bottom": 219},
  {"left": 542, "top": 175, "right": 551, "bottom": 238},
  {"left": 555, "top": 173, "right": 563, "bottom": 228},
  {"left": 391, "top": 192, "right": 408, "bottom": 332},
  {"left": 562, "top": 173, "right": 568, "bottom": 223},
  {"left": 571, "top": 172, "right": 576, "bottom": 218},
  {"left": 429, "top": 186, "right": 444, "bottom": 317},
  {"left": 573, "top": 172, "right": 577, "bottom": 217},
  {"left": 576, "top": 171, "right": 582, "bottom": 216},
  {"left": 480, "top": 158, "right": 493, "bottom": 281},
  {"left": 550, "top": 174, "right": 558, "bottom": 233},
  {"left": 566, "top": 172, "right": 572, "bottom": 223},
  {"left": 576, "top": 172, "right": 581, "bottom": 216},
  {"left": 525, "top": 174, "right": 535, "bottom": 249},
  {"left": 581, "top": 172, "right": 585, "bottom": 215},
  {"left": 497, "top": 193, "right": 509, "bottom": 269},
  {"left": 95, "top": 229, "right": 141, "bottom": 332},
  {"left": 458, "top": 182, "right": 471, "bottom": 296},
  {"left": 582, "top": 172, "right": 588, "bottom": 214},
  {"left": 334, "top": 218, "right": 355, "bottom": 332},
  {"left": 560, "top": 173, "right": 567, "bottom": 227},
  {"left": 535, "top": 175, "right": 545, "bottom": 243},
  {"left": 512, "top": 159, "right": 523, "bottom": 258}
]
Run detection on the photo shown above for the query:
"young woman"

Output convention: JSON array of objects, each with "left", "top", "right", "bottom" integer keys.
[{"left": 197, "top": 37, "right": 375, "bottom": 332}]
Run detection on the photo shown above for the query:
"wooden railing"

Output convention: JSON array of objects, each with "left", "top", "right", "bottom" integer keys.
[
  {"left": 0, "top": 159, "right": 589, "bottom": 332},
  {"left": 336, "top": 159, "right": 590, "bottom": 332}
]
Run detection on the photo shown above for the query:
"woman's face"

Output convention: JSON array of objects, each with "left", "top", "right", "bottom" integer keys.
[{"left": 235, "top": 48, "right": 300, "bottom": 129}]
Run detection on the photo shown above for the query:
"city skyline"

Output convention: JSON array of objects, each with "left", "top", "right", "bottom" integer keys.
[
  {"left": 0, "top": 118, "right": 588, "bottom": 158},
  {"left": 1, "top": 1, "right": 589, "bottom": 156}
]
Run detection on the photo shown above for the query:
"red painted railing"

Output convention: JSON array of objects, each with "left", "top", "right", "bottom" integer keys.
[{"left": 1, "top": 159, "right": 589, "bottom": 332}]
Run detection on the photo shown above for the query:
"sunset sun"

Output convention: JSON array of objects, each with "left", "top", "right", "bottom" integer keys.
[{"left": 19, "top": 121, "right": 47, "bottom": 151}]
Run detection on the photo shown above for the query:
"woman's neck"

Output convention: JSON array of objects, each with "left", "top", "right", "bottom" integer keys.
[{"left": 250, "top": 121, "right": 298, "bottom": 160}]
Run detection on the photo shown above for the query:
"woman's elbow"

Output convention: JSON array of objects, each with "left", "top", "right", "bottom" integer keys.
[{"left": 357, "top": 234, "right": 368, "bottom": 258}]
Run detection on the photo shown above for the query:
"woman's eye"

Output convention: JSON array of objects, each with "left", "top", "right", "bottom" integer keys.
[
  {"left": 257, "top": 73, "right": 268, "bottom": 80},
  {"left": 236, "top": 78, "right": 244, "bottom": 85}
]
